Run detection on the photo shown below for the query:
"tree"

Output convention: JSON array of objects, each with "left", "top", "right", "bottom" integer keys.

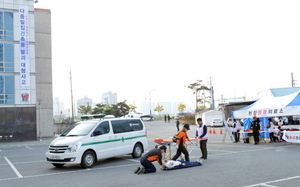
[
  {"left": 178, "top": 103, "right": 186, "bottom": 112},
  {"left": 91, "top": 103, "right": 106, "bottom": 114},
  {"left": 78, "top": 105, "right": 92, "bottom": 115},
  {"left": 186, "top": 80, "right": 211, "bottom": 109},
  {"left": 111, "top": 100, "right": 130, "bottom": 117},
  {"left": 103, "top": 104, "right": 112, "bottom": 115},
  {"left": 154, "top": 103, "right": 164, "bottom": 117},
  {"left": 129, "top": 104, "right": 137, "bottom": 113}
]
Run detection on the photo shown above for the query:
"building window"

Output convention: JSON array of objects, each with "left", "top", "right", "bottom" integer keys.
[
  {"left": 0, "top": 11, "right": 14, "bottom": 40},
  {"left": 0, "top": 75, "right": 14, "bottom": 104},
  {"left": 0, "top": 43, "right": 14, "bottom": 72}
]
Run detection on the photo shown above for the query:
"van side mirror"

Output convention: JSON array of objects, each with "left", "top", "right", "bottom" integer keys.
[{"left": 93, "top": 131, "right": 102, "bottom": 136}]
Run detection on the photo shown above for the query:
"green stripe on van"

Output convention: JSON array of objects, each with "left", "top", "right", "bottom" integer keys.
[{"left": 81, "top": 135, "right": 146, "bottom": 147}]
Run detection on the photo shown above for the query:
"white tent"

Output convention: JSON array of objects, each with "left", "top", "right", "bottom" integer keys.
[
  {"left": 232, "top": 91, "right": 300, "bottom": 119},
  {"left": 232, "top": 91, "right": 300, "bottom": 140}
]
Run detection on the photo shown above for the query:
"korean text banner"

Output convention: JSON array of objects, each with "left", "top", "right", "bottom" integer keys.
[
  {"left": 19, "top": 5, "right": 30, "bottom": 101},
  {"left": 283, "top": 131, "right": 300, "bottom": 143}
]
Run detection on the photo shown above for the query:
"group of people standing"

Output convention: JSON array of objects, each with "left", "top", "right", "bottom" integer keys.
[
  {"left": 250, "top": 115, "right": 286, "bottom": 144},
  {"left": 134, "top": 115, "right": 290, "bottom": 175},
  {"left": 134, "top": 117, "right": 209, "bottom": 175},
  {"left": 266, "top": 116, "right": 285, "bottom": 143},
  {"left": 164, "top": 115, "right": 171, "bottom": 123}
]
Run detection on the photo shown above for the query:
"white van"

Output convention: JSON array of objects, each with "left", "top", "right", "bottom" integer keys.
[{"left": 45, "top": 118, "right": 148, "bottom": 168}]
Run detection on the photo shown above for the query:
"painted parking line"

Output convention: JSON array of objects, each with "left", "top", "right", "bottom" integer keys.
[
  {"left": 0, "top": 163, "right": 137, "bottom": 181},
  {"left": 4, "top": 157, "right": 23, "bottom": 178},
  {"left": 244, "top": 175, "right": 300, "bottom": 187}
]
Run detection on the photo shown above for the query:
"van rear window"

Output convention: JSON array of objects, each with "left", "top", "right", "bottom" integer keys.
[{"left": 111, "top": 120, "right": 143, "bottom": 134}]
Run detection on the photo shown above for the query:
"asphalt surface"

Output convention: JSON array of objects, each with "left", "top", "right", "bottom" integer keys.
[{"left": 1, "top": 120, "right": 300, "bottom": 187}]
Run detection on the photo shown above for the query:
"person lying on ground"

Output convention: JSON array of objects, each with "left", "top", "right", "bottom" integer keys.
[{"left": 162, "top": 159, "right": 202, "bottom": 170}]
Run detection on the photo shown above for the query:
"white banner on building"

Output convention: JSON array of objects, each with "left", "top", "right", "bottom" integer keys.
[{"left": 19, "top": 6, "right": 30, "bottom": 101}]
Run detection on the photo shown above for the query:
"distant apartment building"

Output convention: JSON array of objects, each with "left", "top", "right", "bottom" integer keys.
[
  {"left": 0, "top": 1, "right": 53, "bottom": 142},
  {"left": 102, "top": 91, "right": 117, "bottom": 105},
  {"left": 53, "top": 97, "right": 69, "bottom": 120}
]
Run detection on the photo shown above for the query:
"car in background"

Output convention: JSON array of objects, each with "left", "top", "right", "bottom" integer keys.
[
  {"left": 174, "top": 112, "right": 190, "bottom": 120},
  {"left": 292, "top": 116, "right": 300, "bottom": 124},
  {"left": 140, "top": 114, "right": 154, "bottom": 121},
  {"left": 210, "top": 118, "right": 224, "bottom": 127},
  {"left": 227, "top": 118, "right": 233, "bottom": 126}
]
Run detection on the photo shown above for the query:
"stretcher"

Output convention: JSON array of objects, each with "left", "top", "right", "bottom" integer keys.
[{"left": 154, "top": 138, "right": 198, "bottom": 160}]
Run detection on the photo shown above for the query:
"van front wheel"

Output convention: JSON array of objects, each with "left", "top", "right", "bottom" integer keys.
[
  {"left": 81, "top": 151, "right": 96, "bottom": 168},
  {"left": 132, "top": 143, "right": 143, "bottom": 158}
]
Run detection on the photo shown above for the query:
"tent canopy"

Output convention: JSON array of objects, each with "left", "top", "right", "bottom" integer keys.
[{"left": 232, "top": 91, "right": 300, "bottom": 119}]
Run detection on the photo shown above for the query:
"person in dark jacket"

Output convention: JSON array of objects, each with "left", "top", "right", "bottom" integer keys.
[
  {"left": 251, "top": 115, "right": 261, "bottom": 144},
  {"left": 172, "top": 124, "right": 192, "bottom": 162},
  {"left": 175, "top": 119, "right": 180, "bottom": 131},
  {"left": 134, "top": 146, "right": 167, "bottom": 174}
]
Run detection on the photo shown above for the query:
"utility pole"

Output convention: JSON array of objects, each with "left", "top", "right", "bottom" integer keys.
[
  {"left": 70, "top": 70, "right": 74, "bottom": 122},
  {"left": 209, "top": 76, "right": 215, "bottom": 109},
  {"left": 291, "top": 72, "right": 295, "bottom": 87}
]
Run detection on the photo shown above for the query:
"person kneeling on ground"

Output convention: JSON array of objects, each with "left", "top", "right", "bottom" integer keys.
[
  {"left": 134, "top": 145, "right": 167, "bottom": 175},
  {"left": 163, "top": 160, "right": 202, "bottom": 170}
]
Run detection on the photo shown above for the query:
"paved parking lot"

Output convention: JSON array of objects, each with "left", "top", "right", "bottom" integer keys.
[{"left": 1, "top": 120, "right": 300, "bottom": 187}]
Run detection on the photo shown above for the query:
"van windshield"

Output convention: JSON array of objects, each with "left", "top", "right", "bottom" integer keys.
[{"left": 61, "top": 121, "right": 99, "bottom": 136}]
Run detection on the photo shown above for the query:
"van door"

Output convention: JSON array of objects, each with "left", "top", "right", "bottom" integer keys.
[
  {"left": 111, "top": 119, "right": 144, "bottom": 155},
  {"left": 91, "top": 121, "right": 115, "bottom": 159}
]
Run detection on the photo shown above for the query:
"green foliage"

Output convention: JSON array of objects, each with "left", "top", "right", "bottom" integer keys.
[
  {"left": 198, "top": 105, "right": 206, "bottom": 110},
  {"left": 78, "top": 105, "right": 92, "bottom": 115},
  {"left": 186, "top": 80, "right": 211, "bottom": 109},
  {"left": 91, "top": 103, "right": 106, "bottom": 114},
  {"left": 110, "top": 100, "right": 130, "bottom": 117},
  {"left": 154, "top": 103, "right": 164, "bottom": 116},
  {"left": 178, "top": 103, "right": 186, "bottom": 112},
  {"left": 129, "top": 104, "right": 137, "bottom": 113}
]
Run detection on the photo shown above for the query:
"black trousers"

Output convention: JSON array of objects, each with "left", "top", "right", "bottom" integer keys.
[
  {"left": 253, "top": 130, "right": 260, "bottom": 144},
  {"left": 172, "top": 145, "right": 190, "bottom": 161},
  {"left": 200, "top": 139, "right": 208, "bottom": 159},
  {"left": 233, "top": 130, "right": 240, "bottom": 142},
  {"left": 140, "top": 157, "right": 156, "bottom": 173}
]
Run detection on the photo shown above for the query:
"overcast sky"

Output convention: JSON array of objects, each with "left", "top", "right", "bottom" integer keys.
[{"left": 35, "top": 0, "right": 300, "bottom": 110}]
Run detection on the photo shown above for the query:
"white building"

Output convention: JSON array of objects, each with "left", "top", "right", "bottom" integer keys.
[
  {"left": 102, "top": 91, "right": 117, "bottom": 105},
  {"left": 0, "top": 1, "right": 54, "bottom": 142}
]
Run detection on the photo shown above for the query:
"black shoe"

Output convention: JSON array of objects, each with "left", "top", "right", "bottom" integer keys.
[
  {"left": 137, "top": 167, "right": 145, "bottom": 175},
  {"left": 134, "top": 166, "right": 141, "bottom": 174}
]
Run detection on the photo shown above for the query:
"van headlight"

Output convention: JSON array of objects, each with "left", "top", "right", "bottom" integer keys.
[{"left": 70, "top": 142, "right": 82, "bottom": 153}]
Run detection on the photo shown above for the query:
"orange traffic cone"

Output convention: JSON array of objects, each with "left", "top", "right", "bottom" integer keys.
[
  {"left": 208, "top": 127, "right": 212, "bottom": 134},
  {"left": 219, "top": 128, "right": 223, "bottom": 134},
  {"left": 213, "top": 127, "right": 216, "bottom": 134}
]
